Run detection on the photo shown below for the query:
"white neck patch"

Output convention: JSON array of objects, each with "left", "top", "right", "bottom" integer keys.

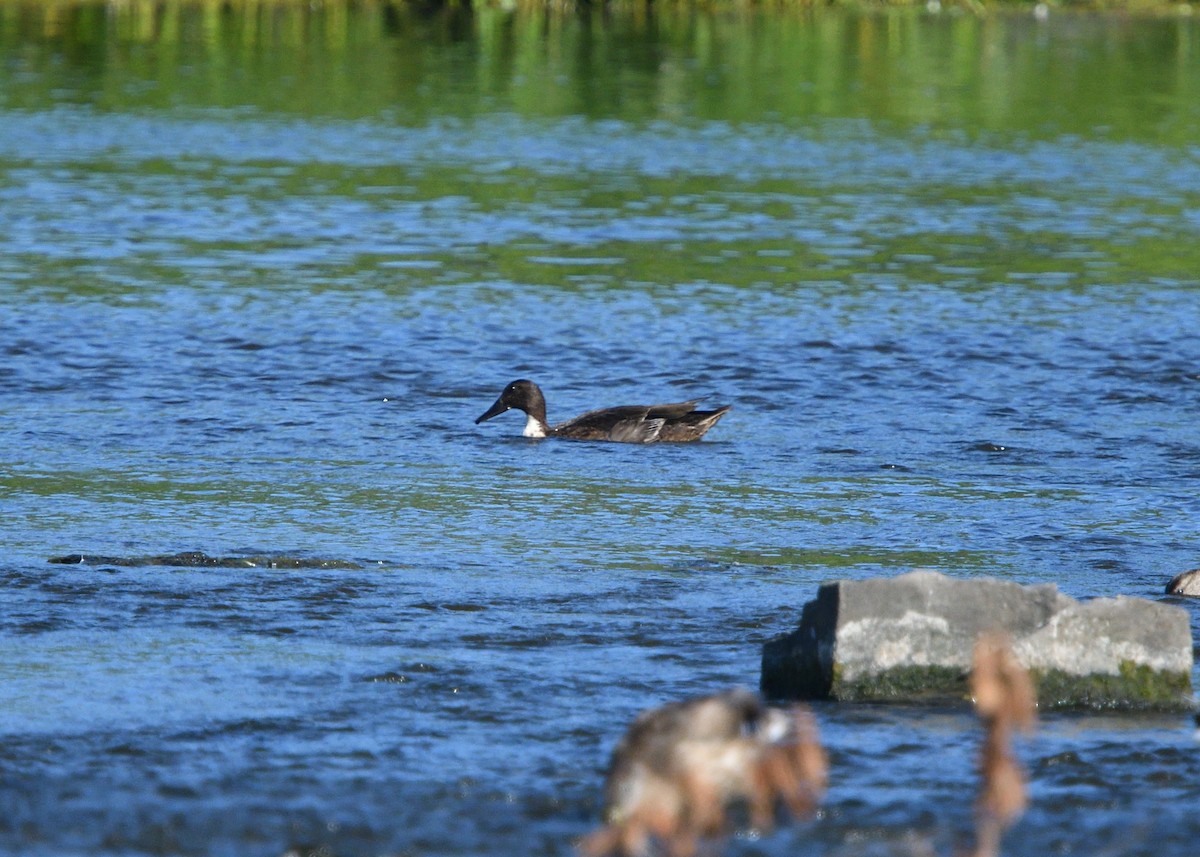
[{"left": 522, "top": 414, "right": 547, "bottom": 438}]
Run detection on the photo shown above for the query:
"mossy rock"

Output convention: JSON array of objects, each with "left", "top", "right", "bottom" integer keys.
[
  {"left": 1030, "top": 663, "right": 1195, "bottom": 712},
  {"left": 762, "top": 571, "right": 1196, "bottom": 712},
  {"left": 831, "top": 663, "right": 970, "bottom": 703}
]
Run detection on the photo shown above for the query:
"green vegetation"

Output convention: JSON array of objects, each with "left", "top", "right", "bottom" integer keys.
[
  {"left": 829, "top": 662, "right": 1195, "bottom": 710},
  {"left": 1030, "top": 663, "right": 1196, "bottom": 711},
  {"left": 832, "top": 662, "right": 970, "bottom": 702}
]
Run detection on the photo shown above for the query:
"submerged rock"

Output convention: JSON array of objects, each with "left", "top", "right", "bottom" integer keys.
[
  {"left": 761, "top": 570, "right": 1194, "bottom": 711},
  {"left": 48, "top": 551, "right": 362, "bottom": 570},
  {"left": 1166, "top": 568, "right": 1200, "bottom": 596}
]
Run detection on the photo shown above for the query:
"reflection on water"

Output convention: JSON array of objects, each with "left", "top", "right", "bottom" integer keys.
[
  {"left": 2, "top": 1, "right": 1199, "bottom": 138},
  {"left": 2, "top": 3, "right": 1200, "bottom": 857}
]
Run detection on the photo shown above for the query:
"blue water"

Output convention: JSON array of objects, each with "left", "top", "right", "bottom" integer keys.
[{"left": 4, "top": 13, "right": 1200, "bottom": 857}]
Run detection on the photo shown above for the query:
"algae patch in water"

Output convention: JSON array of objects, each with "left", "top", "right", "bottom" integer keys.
[{"left": 48, "top": 550, "right": 363, "bottom": 570}]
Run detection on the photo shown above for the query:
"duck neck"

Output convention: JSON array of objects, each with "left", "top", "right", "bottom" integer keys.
[
  {"left": 520, "top": 385, "right": 550, "bottom": 437},
  {"left": 522, "top": 413, "right": 550, "bottom": 438}
]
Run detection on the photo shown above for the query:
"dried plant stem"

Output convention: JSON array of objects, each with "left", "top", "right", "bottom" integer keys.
[{"left": 970, "top": 634, "right": 1036, "bottom": 857}]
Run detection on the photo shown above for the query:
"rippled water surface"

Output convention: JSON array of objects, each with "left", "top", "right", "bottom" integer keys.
[{"left": 2, "top": 4, "right": 1200, "bottom": 856}]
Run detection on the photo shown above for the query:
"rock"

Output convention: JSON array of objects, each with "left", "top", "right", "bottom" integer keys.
[
  {"left": 1166, "top": 568, "right": 1200, "bottom": 596},
  {"left": 761, "top": 570, "right": 1194, "bottom": 711}
]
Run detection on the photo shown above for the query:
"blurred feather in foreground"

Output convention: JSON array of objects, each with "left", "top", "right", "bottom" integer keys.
[{"left": 581, "top": 688, "right": 827, "bottom": 857}]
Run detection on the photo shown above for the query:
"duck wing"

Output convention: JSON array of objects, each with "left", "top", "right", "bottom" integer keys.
[
  {"left": 656, "top": 405, "right": 731, "bottom": 442},
  {"left": 609, "top": 417, "right": 665, "bottom": 444},
  {"left": 555, "top": 400, "right": 719, "bottom": 443},
  {"left": 642, "top": 399, "right": 701, "bottom": 419},
  {"left": 556, "top": 405, "right": 666, "bottom": 443}
]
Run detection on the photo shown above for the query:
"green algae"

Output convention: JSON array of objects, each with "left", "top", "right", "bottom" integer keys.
[
  {"left": 1029, "top": 662, "right": 1195, "bottom": 712},
  {"left": 823, "top": 661, "right": 1195, "bottom": 711},
  {"left": 830, "top": 663, "right": 970, "bottom": 703}
]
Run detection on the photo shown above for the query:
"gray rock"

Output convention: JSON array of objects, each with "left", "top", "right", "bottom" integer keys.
[
  {"left": 761, "top": 570, "right": 1194, "bottom": 711},
  {"left": 1166, "top": 568, "right": 1200, "bottom": 596}
]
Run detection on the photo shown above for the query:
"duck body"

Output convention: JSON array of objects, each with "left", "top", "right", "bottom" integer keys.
[{"left": 475, "top": 379, "right": 729, "bottom": 443}]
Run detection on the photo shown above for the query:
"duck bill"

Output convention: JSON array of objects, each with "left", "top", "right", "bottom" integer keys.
[{"left": 475, "top": 396, "right": 510, "bottom": 424}]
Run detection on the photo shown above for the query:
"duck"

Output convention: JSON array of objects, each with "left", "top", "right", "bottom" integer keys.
[
  {"left": 474, "top": 379, "right": 729, "bottom": 443},
  {"left": 581, "top": 688, "right": 826, "bottom": 856}
]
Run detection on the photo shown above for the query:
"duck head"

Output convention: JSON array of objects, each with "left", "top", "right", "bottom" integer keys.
[{"left": 475, "top": 379, "right": 550, "bottom": 436}]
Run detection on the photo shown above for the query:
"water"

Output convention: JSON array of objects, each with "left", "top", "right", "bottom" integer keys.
[{"left": 2, "top": 4, "right": 1200, "bottom": 856}]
